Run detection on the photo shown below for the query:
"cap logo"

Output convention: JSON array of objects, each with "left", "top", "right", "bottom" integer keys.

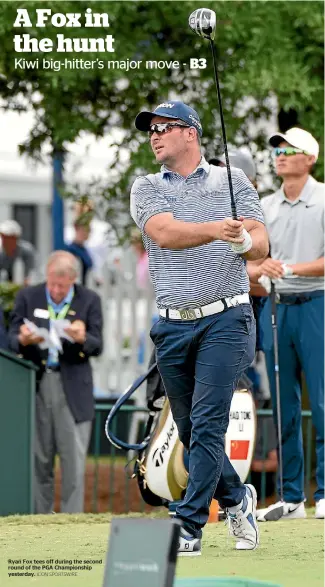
[
  {"left": 189, "top": 114, "right": 202, "bottom": 129},
  {"left": 156, "top": 103, "right": 174, "bottom": 109}
]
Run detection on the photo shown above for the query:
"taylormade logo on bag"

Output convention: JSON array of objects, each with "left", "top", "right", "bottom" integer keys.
[{"left": 152, "top": 422, "right": 175, "bottom": 466}]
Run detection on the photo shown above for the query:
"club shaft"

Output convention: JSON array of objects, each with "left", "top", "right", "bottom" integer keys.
[
  {"left": 271, "top": 283, "right": 284, "bottom": 502},
  {"left": 209, "top": 39, "right": 237, "bottom": 220}
]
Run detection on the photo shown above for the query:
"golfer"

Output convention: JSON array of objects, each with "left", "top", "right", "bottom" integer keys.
[{"left": 130, "top": 101, "right": 269, "bottom": 555}]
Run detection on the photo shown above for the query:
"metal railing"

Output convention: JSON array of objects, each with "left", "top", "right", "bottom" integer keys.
[{"left": 83, "top": 404, "right": 314, "bottom": 514}]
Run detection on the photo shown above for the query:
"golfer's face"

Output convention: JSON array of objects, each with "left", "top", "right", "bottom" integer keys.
[{"left": 150, "top": 116, "right": 189, "bottom": 164}]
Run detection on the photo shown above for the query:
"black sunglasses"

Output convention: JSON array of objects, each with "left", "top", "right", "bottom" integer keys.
[{"left": 148, "top": 122, "right": 190, "bottom": 137}]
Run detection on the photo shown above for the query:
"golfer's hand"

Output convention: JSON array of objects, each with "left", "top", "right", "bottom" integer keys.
[
  {"left": 64, "top": 320, "right": 86, "bottom": 344},
  {"left": 257, "top": 258, "right": 285, "bottom": 279},
  {"left": 18, "top": 324, "right": 44, "bottom": 346},
  {"left": 217, "top": 217, "right": 245, "bottom": 243}
]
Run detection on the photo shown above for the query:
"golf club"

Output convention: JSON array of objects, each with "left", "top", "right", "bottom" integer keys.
[
  {"left": 189, "top": 8, "right": 237, "bottom": 220},
  {"left": 270, "top": 280, "right": 285, "bottom": 515}
]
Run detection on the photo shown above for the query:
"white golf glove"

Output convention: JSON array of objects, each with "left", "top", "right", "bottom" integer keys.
[
  {"left": 258, "top": 275, "right": 272, "bottom": 294},
  {"left": 230, "top": 229, "right": 252, "bottom": 254},
  {"left": 281, "top": 264, "right": 294, "bottom": 277},
  {"left": 257, "top": 265, "right": 295, "bottom": 294}
]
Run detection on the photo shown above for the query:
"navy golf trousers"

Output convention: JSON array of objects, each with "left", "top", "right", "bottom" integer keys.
[
  {"left": 260, "top": 292, "right": 324, "bottom": 503},
  {"left": 150, "top": 303, "right": 256, "bottom": 538}
]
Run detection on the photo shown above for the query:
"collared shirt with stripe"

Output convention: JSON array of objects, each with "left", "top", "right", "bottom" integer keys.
[{"left": 130, "top": 158, "right": 264, "bottom": 309}]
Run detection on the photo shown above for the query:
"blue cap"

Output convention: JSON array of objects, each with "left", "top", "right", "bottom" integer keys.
[{"left": 135, "top": 100, "right": 203, "bottom": 136}]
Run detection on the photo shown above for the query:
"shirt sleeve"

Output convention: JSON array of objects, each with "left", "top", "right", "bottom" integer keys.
[
  {"left": 130, "top": 176, "right": 172, "bottom": 231},
  {"left": 231, "top": 169, "right": 265, "bottom": 224}
]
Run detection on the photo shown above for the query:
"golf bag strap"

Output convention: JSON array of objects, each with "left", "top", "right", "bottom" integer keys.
[{"left": 133, "top": 411, "right": 156, "bottom": 477}]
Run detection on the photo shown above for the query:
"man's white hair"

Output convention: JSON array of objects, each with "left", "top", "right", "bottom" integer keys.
[{"left": 46, "top": 250, "right": 78, "bottom": 278}]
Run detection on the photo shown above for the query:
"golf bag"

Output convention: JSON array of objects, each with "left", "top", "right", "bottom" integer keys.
[{"left": 105, "top": 353, "right": 256, "bottom": 508}]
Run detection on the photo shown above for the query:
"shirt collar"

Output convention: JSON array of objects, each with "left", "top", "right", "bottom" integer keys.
[
  {"left": 161, "top": 156, "right": 210, "bottom": 178},
  {"left": 46, "top": 285, "right": 74, "bottom": 312},
  {"left": 278, "top": 176, "right": 318, "bottom": 204}
]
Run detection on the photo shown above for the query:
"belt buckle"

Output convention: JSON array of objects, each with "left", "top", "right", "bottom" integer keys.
[
  {"left": 228, "top": 298, "right": 239, "bottom": 308},
  {"left": 179, "top": 309, "right": 197, "bottom": 320}
]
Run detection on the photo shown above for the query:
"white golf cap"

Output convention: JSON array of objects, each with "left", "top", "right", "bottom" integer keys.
[
  {"left": 269, "top": 127, "right": 319, "bottom": 161},
  {"left": 0, "top": 219, "right": 22, "bottom": 237}
]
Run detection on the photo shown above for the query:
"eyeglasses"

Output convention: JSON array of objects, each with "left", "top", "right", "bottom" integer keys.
[
  {"left": 148, "top": 122, "right": 190, "bottom": 137},
  {"left": 273, "top": 147, "right": 308, "bottom": 157}
]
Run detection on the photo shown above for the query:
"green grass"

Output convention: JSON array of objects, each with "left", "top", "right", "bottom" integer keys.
[{"left": 0, "top": 511, "right": 323, "bottom": 587}]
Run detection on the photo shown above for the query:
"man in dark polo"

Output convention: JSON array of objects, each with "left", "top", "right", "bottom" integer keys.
[{"left": 8, "top": 250, "right": 103, "bottom": 513}]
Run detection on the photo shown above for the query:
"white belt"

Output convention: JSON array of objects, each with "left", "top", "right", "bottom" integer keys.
[{"left": 159, "top": 293, "right": 250, "bottom": 320}]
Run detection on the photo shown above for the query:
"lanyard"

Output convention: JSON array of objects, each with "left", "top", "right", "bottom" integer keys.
[{"left": 48, "top": 302, "right": 71, "bottom": 321}]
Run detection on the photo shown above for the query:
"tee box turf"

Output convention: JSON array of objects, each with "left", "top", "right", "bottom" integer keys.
[
  {"left": 102, "top": 518, "right": 181, "bottom": 587},
  {"left": 175, "top": 579, "right": 282, "bottom": 586}
]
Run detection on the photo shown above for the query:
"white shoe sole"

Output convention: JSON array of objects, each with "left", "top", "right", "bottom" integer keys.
[
  {"left": 177, "top": 551, "right": 202, "bottom": 557},
  {"left": 235, "top": 484, "right": 259, "bottom": 551},
  {"left": 236, "top": 541, "right": 258, "bottom": 551}
]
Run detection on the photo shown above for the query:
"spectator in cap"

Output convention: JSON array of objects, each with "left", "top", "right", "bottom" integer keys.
[
  {"left": 211, "top": 150, "right": 257, "bottom": 187},
  {"left": 247, "top": 127, "right": 324, "bottom": 521},
  {"left": 0, "top": 220, "right": 37, "bottom": 286}
]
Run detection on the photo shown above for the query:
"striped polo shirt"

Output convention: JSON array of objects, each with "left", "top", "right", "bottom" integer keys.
[{"left": 130, "top": 158, "right": 264, "bottom": 309}]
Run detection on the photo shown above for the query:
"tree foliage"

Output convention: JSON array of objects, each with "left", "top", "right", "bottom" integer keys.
[{"left": 0, "top": 1, "right": 323, "bottom": 233}]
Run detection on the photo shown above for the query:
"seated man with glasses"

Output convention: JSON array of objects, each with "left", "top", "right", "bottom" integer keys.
[{"left": 247, "top": 128, "right": 324, "bottom": 521}]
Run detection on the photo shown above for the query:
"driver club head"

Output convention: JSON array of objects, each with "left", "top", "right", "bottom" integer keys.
[{"left": 188, "top": 8, "right": 216, "bottom": 40}]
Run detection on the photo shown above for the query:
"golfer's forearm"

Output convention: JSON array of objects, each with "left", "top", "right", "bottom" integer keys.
[
  {"left": 290, "top": 258, "right": 324, "bottom": 277},
  {"left": 242, "top": 228, "right": 269, "bottom": 261},
  {"left": 156, "top": 219, "right": 219, "bottom": 249}
]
